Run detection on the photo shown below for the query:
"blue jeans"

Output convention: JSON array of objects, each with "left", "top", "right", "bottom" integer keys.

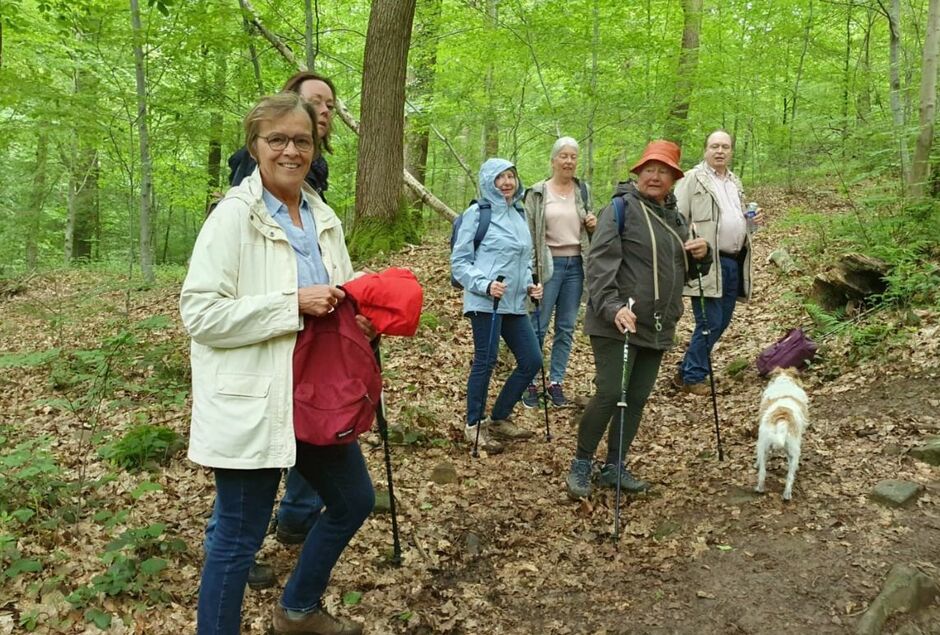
[
  {"left": 680, "top": 255, "right": 740, "bottom": 384},
  {"left": 530, "top": 255, "right": 584, "bottom": 384},
  {"left": 203, "top": 468, "right": 324, "bottom": 554},
  {"left": 466, "top": 312, "right": 542, "bottom": 424},
  {"left": 197, "top": 442, "right": 374, "bottom": 635}
]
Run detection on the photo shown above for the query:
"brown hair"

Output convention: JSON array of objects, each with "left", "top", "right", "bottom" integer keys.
[
  {"left": 244, "top": 92, "right": 319, "bottom": 160},
  {"left": 281, "top": 71, "right": 337, "bottom": 153}
]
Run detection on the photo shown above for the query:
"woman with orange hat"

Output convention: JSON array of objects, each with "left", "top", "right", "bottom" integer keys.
[{"left": 565, "top": 140, "right": 710, "bottom": 500}]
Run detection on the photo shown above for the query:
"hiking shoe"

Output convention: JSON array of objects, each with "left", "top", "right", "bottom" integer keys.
[
  {"left": 247, "top": 561, "right": 276, "bottom": 590},
  {"left": 565, "top": 458, "right": 593, "bottom": 500},
  {"left": 597, "top": 463, "right": 650, "bottom": 493},
  {"left": 547, "top": 383, "right": 567, "bottom": 406},
  {"left": 680, "top": 381, "right": 710, "bottom": 396},
  {"left": 464, "top": 421, "right": 504, "bottom": 454},
  {"left": 271, "top": 605, "right": 363, "bottom": 635},
  {"left": 275, "top": 524, "right": 309, "bottom": 546},
  {"left": 521, "top": 384, "right": 540, "bottom": 408},
  {"left": 489, "top": 417, "right": 534, "bottom": 440}
]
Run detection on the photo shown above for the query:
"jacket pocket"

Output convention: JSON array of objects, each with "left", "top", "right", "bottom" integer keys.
[{"left": 217, "top": 373, "right": 272, "bottom": 397}]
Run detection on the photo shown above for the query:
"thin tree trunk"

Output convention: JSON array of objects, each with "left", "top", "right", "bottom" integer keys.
[
  {"left": 352, "top": 0, "right": 417, "bottom": 256},
  {"left": 130, "top": 0, "right": 154, "bottom": 283},
  {"left": 304, "top": 0, "right": 318, "bottom": 70},
  {"left": 206, "top": 55, "right": 226, "bottom": 199},
  {"left": 242, "top": 16, "right": 264, "bottom": 96},
  {"left": 908, "top": 0, "right": 940, "bottom": 197},
  {"left": 856, "top": 9, "right": 875, "bottom": 123},
  {"left": 663, "top": 0, "right": 703, "bottom": 145},
  {"left": 842, "top": 3, "right": 852, "bottom": 157},
  {"left": 888, "top": 0, "right": 912, "bottom": 186},
  {"left": 404, "top": 0, "right": 442, "bottom": 214},
  {"left": 786, "top": 0, "right": 814, "bottom": 191},
  {"left": 585, "top": 0, "right": 600, "bottom": 182},
  {"left": 26, "top": 132, "right": 49, "bottom": 270}
]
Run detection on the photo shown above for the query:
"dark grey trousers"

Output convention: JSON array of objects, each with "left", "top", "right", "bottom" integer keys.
[{"left": 575, "top": 335, "right": 664, "bottom": 464}]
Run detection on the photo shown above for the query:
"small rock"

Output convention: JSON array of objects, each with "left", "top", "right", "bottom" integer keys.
[
  {"left": 909, "top": 437, "right": 940, "bottom": 466},
  {"left": 464, "top": 531, "right": 481, "bottom": 556},
  {"left": 767, "top": 248, "right": 798, "bottom": 273},
  {"left": 430, "top": 461, "right": 458, "bottom": 485},
  {"left": 373, "top": 489, "right": 392, "bottom": 514},
  {"left": 870, "top": 480, "right": 925, "bottom": 508}
]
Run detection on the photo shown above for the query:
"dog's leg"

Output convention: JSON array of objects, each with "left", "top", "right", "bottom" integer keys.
[
  {"left": 755, "top": 432, "right": 768, "bottom": 494},
  {"left": 783, "top": 438, "right": 801, "bottom": 501}
]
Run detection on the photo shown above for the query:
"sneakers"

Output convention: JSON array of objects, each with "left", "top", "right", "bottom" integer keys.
[
  {"left": 565, "top": 459, "right": 593, "bottom": 500},
  {"left": 247, "top": 561, "right": 276, "bottom": 590},
  {"left": 464, "top": 421, "right": 504, "bottom": 454},
  {"left": 489, "top": 417, "right": 534, "bottom": 440},
  {"left": 597, "top": 462, "right": 651, "bottom": 493},
  {"left": 521, "top": 384, "right": 540, "bottom": 408},
  {"left": 673, "top": 370, "right": 710, "bottom": 396},
  {"left": 547, "top": 383, "right": 567, "bottom": 406},
  {"left": 271, "top": 605, "right": 363, "bottom": 635}
]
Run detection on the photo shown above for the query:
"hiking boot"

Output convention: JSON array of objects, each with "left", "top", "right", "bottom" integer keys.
[
  {"left": 275, "top": 524, "right": 309, "bottom": 546},
  {"left": 464, "top": 421, "right": 504, "bottom": 454},
  {"left": 547, "top": 383, "right": 567, "bottom": 406},
  {"left": 271, "top": 605, "right": 363, "bottom": 635},
  {"left": 521, "top": 384, "right": 540, "bottom": 408},
  {"left": 247, "top": 561, "right": 276, "bottom": 590},
  {"left": 597, "top": 463, "right": 650, "bottom": 493},
  {"left": 565, "top": 458, "right": 593, "bottom": 500},
  {"left": 489, "top": 416, "right": 534, "bottom": 440},
  {"left": 680, "top": 381, "right": 710, "bottom": 396}
]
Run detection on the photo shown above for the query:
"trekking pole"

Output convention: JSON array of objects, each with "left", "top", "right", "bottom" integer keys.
[
  {"left": 530, "top": 272, "right": 552, "bottom": 442},
  {"left": 474, "top": 275, "right": 505, "bottom": 457},
  {"left": 691, "top": 224, "right": 724, "bottom": 461},
  {"left": 373, "top": 345, "right": 402, "bottom": 565},
  {"left": 614, "top": 297, "right": 635, "bottom": 540}
]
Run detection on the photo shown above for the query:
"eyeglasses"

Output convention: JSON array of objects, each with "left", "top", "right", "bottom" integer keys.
[{"left": 258, "top": 134, "right": 315, "bottom": 152}]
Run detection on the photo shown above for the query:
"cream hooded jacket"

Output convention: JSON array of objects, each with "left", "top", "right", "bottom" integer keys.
[{"left": 180, "top": 168, "right": 355, "bottom": 469}]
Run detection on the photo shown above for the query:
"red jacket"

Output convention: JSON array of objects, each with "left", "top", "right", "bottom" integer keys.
[{"left": 343, "top": 268, "right": 423, "bottom": 336}]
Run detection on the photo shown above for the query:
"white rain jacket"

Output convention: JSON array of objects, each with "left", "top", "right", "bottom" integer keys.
[{"left": 180, "top": 168, "right": 355, "bottom": 469}]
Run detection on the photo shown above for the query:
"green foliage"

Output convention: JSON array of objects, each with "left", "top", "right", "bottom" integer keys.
[
  {"left": 99, "top": 424, "right": 183, "bottom": 471},
  {"left": 0, "top": 437, "right": 66, "bottom": 517},
  {"left": 0, "top": 348, "right": 60, "bottom": 369},
  {"left": 67, "top": 522, "right": 186, "bottom": 622},
  {"left": 418, "top": 312, "right": 440, "bottom": 331}
]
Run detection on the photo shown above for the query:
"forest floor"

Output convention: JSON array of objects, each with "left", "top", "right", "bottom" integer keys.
[{"left": 1, "top": 187, "right": 939, "bottom": 634}]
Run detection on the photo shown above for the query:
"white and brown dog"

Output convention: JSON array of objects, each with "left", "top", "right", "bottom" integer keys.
[{"left": 755, "top": 367, "right": 810, "bottom": 500}]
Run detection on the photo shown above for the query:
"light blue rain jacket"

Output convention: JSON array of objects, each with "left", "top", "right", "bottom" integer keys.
[{"left": 451, "top": 158, "right": 533, "bottom": 315}]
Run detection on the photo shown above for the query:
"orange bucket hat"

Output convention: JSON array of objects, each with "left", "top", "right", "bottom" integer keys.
[{"left": 630, "top": 140, "right": 683, "bottom": 180}]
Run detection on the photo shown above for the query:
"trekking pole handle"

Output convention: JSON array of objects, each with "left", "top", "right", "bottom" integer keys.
[
  {"left": 531, "top": 273, "right": 540, "bottom": 308},
  {"left": 491, "top": 275, "right": 505, "bottom": 311}
]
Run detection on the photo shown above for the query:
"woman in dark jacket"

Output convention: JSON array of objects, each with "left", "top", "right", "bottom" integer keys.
[{"left": 565, "top": 140, "right": 710, "bottom": 499}]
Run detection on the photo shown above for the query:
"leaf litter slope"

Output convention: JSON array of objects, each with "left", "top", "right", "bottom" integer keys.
[{"left": 0, "top": 187, "right": 938, "bottom": 634}]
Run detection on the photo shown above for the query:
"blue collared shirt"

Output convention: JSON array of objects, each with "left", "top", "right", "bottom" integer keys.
[{"left": 262, "top": 188, "right": 330, "bottom": 287}]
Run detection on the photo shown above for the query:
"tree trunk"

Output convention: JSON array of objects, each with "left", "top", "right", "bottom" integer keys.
[
  {"left": 206, "top": 54, "right": 226, "bottom": 200},
  {"left": 304, "top": 0, "right": 318, "bottom": 70},
  {"left": 64, "top": 55, "right": 99, "bottom": 263},
  {"left": 585, "top": 0, "right": 600, "bottom": 182},
  {"left": 483, "top": 0, "right": 499, "bottom": 158},
  {"left": 662, "top": 0, "right": 703, "bottom": 145},
  {"left": 352, "top": 0, "right": 416, "bottom": 258},
  {"left": 888, "top": 0, "right": 912, "bottom": 187},
  {"left": 26, "top": 132, "right": 49, "bottom": 270},
  {"left": 908, "top": 0, "right": 940, "bottom": 197},
  {"left": 786, "top": 0, "right": 814, "bottom": 192},
  {"left": 857, "top": 9, "right": 875, "bottom": 123},
  {"left": 404, "top": 0, "right": 442, "bottom": 217},
  {"left": 130, "top": 0, "right": 154, "bottom": 283},
  {"left": 842, "top": 4, "right": 852, "bottom": 156}
]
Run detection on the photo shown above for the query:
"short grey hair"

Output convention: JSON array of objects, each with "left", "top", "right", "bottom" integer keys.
[{"left": 551, "top": 136, "right": 579, "bottom": 159}]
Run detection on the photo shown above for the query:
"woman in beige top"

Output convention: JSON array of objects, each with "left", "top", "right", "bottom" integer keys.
[{"left": 523, "top": 137, "right": 597, "bottom": 407}]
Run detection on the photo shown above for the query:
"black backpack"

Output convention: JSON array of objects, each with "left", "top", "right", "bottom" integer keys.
[{"left": 449, "top": 199, "right": 525, "bottom": 289}]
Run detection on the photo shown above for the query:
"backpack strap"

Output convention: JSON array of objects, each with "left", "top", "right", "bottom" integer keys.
[
  {"left": 611, "top": 195, "right": 627, "bottom": 235},
  {"left": 574, "top": 178, "right": 591, "bottom": 214},
  {"left": 472, "top": 200, "right": 492, "bottom": 252}
]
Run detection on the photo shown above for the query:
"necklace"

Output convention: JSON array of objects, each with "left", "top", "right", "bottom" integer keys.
[{"left": 548, "top": 180, "right": 573, "bottom": 200}]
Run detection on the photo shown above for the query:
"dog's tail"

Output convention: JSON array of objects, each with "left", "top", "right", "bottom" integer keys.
[{"left": 764, "top": 408, "right": 801, "bottom": 448}]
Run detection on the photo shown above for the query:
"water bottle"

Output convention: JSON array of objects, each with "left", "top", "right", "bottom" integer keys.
[{"left": 745, "top": 202, "right": 759, "bottom": 234}]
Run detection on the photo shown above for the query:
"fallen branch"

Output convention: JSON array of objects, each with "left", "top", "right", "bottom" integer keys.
[{"left": 239, "top": 0, "right": 457, "bottom": 220}]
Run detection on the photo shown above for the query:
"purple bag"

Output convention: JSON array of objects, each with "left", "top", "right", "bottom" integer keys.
[{"left": 756, "top": 328, "right": 818, "bottom": 376}]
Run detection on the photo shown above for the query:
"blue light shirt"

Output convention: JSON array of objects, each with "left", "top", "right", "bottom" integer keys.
[{"left": 262, "top": 188, "right": 330, "bottom": 287}]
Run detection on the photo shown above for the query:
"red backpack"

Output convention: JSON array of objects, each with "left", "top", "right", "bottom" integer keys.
[{"left": 292, "top": 296, "right": 382, "bottom": 445}]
